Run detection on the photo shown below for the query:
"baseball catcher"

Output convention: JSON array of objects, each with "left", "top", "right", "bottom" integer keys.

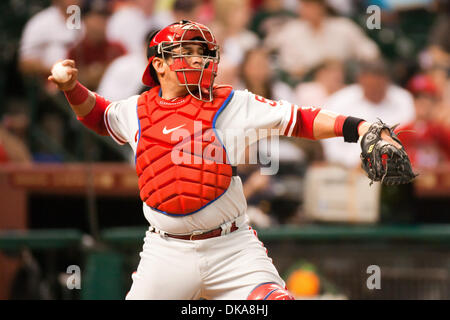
[{"left": 49, "top": 20, "right": 415, "bottom": 300}]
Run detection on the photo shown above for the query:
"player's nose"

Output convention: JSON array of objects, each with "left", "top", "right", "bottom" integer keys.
[{"left": 190, "top": 55, "right": 203, "bottom": 68}]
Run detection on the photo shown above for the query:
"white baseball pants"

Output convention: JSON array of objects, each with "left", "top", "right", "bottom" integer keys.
[{"left": 125, "top": 221, "right": 285, "bottom": 300}]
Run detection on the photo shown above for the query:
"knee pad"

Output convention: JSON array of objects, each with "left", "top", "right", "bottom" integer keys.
[{"left": 247, "top": 282, "right": 295, "bottom": 300}]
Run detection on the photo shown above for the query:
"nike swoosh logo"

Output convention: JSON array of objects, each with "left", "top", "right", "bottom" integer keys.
[{"left": 162, "top": 124, "right": 186, "bottom": 134}]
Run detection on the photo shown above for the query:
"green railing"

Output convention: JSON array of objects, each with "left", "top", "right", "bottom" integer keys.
[
  {"left": 0, "top": 229, "right": 83, "bottom": 250},
  {"left": 4, "top": 224, "right": 449, "bottom": 250},
  {"left": 2, "top": 224, "right": 450, "bottom": 300},
  {"left": 100, "top": 224, "right": 450, "bottom": 244}
]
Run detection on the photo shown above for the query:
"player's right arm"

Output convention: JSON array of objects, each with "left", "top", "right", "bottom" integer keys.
[{"left": 48, "top": 59, "right": 110, "bottom": 136}]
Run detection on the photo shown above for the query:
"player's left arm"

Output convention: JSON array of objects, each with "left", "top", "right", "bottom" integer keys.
[
  {"left": 248, "top": 92, "right": 399, "bottom": 147},
  {"left": 294, "top": 107, "right": 400, "bottom": 148},
  {"left": 289, "top": 104, "right": 416, "bottom": 185},
  {"left": 243, "top": 92, "right": 414, "bottom": 184}
]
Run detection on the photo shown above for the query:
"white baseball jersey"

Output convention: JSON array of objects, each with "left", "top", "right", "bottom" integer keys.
[{"left": 104, "top": 89, "right": 299, "bottom": 234}]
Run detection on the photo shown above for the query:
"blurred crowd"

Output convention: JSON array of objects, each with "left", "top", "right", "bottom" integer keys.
[{"left": 1, "top": 0, "right": 450, "bottom": 225}]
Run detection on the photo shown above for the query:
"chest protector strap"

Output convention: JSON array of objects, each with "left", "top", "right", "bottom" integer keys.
[{"left": 136, "top": 86, "right": 234, "bottom": 216}]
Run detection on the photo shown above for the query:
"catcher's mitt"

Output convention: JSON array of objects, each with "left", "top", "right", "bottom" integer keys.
[{"left": 360, "top": 120, "right": 417, "bottom": 185}]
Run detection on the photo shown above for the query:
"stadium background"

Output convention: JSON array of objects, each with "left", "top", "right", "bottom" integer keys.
[{"left": 1, "top": 0, "right": 450, "bottom": 300}]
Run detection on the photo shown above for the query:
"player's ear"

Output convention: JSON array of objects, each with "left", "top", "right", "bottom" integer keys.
[{"left": 152, "top": 57, "right": 165, "bottom": 75}]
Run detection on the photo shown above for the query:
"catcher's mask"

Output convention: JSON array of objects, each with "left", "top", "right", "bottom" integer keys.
[{"left": 142, "top": 20, "right": 219, "bottom": 102}]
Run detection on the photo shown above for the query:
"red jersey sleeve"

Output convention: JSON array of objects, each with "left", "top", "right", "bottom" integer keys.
[
  {"left": 287, "top": 106, "right": 321, "bottom": 140},
  {"left": 76, "top": 93, "right": 111, "bottom": 136}
]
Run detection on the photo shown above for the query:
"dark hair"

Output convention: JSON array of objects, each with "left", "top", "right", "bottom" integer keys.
[
  {"left": 173, "top": 0, "right": 199, "bottom": 13},
  {"left": 300, "top": 0, "right": 338, "bottom": 16},
  {"left": 356, "top": 59, "right": 389, "bottom": 76},
  {"left": 81, "top": 0, "right": 110, "bottom": 16},
  {"left": 241, "top": 48, "right": 273, "bottom": 99},
  {"left": 146, "top": 29, "right": 162, "bottom": 86}
]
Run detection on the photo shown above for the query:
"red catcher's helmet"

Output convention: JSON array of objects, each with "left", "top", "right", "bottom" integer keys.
[{"left": 142, "top": 20, "right": 220, "bottom": 102}]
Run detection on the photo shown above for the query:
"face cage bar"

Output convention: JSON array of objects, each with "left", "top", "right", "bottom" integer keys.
[
  {"left": 157, "top": 24, "right": 220, "bottom": 102},
  {"left": 160, "top": 42, "right": 219, "bottom": 102}
]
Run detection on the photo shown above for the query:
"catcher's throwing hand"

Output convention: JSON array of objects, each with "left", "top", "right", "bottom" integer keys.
[
  {"left": 360, "top": 120, "right": 417, "bottom": 186},
  {"left": 48, "top": 59, "right": 78, "bottom": 91}
]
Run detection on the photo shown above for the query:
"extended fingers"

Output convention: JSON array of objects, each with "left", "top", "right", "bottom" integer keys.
[
  {"left": 62, "top": 59, "right": 75, "bottom": 67},
  {"left": 48, "top": 75, "right": 58, "bottom": 84},
  {"left": 66, "top": 68, "right": 78, "bottom": 80}
]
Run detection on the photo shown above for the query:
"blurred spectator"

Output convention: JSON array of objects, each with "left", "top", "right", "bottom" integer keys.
[
  {"left": 326, "top": 0, "right": 354, "bottom": 16},
  {"left": 264, "top": 0, "right": 379, "bottom": 82},
  {"left": 68, "top": 3, "right": 127, "bottom": 91},
  {"left": 426, "top": 66, "right": 450, "bottom": 104},
  {"left": 33, "top": 113, "right": 65, "bottom": 163},
  {"left": 97, "top": 29, "right": 155, "bottom": 101},
  {"left": 236, "top": 48, "right": 322, "bottom": 164},
  {"left": 1, "top": 100, "right": 30, "bottom": 142},
  {"left": 425, "top": 0, "right": 450, "bottom": 70},
  {"left": 240, "top": 135, "right": 308, "bottom": 226},
  {"left": 425, "top": 1, "right": 450, "bottom": 103},
  {"left": 172, "top": 0, "right": 202, "bottom": 22},
  {"left": 236, "top": 48, "right": 296, "bottom": 102},
  {"left": 295, "top": 59, "right": 345, "bottom": 106},
  {"left": 212, "top": 0, "right": 259, "bottom": 67},
  {"left": 240, "top": 165, "right": 274, "bottom": 228},
  {"left": 235, "top": 48, "right": 309, "bottom": 225},
  {"left": 67, "top": 3, "right": 126, "bottom": 91},
  {"left": 236, "top": 46, "right": 308, "bottom": 172},
  {"left": 355, "top": 1, "right": 436, "bottom": 86},
  {"left": 106, "top": 0, "right": 172, "bottom": 55},
  {"left": 19, "top": 0, "right": 84, "bottom": 77},
  {"left": 397, "top": 74, "right": 450, "bottom": 169},
  {"left": 249, "top": 0, "right": 297, "bottom": 40},
  {"left": 321, "top": 59, "right": 415, "bottom": 167},
  {"left": 0, "top": 127, "right": 31, "bottom": 164},
  {"left": 239, "top": 142, "right": 275, "bottom": 228},
  {"left": 210, "top": 25, "right": 238, "bottom": 87},
  {"left": 0, "top": 101, "right": 32, "bottom": 163}
]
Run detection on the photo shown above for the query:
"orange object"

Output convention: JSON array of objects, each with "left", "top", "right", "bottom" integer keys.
[{"left": 287, "top": 270, "right": 320, "bottom": 297}]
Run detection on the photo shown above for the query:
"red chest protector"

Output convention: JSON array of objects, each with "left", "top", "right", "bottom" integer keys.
[{"left": 136, "top": 85, "right": 234, "bottom": 216}]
